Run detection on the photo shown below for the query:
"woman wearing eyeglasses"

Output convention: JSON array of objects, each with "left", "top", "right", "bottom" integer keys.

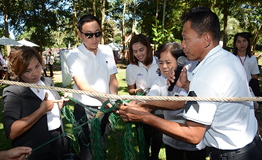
[{"left": 65, "top": 14, "right": 118, "bottom": 160}]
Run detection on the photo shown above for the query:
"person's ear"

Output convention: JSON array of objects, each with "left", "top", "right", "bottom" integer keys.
[
  {"left": 202, "top": 33, "right": 211, "bottom": 48},
  {"left": 78, "top": 31, "right": 82, "bottom": 39}
]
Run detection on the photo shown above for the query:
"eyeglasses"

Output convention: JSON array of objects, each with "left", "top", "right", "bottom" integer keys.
[{"left": 80, "top": 31, "right": 102, "bottom": 39}]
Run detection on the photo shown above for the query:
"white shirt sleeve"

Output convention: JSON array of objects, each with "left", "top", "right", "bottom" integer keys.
[
  {"left": 183, "top": 78, "right": 217, "bottom": 125},
  {"left": 126, "top": 64, "right": 136, "bottom": 86},
  {"left": 250, "top": 56, "right": 260, "bottom": 75},
  {"left": 106, "top": 48, "right": 118, "bottom": 75},
  {"left": 147, "top": 78, "right": 162, "bottom": 96}
]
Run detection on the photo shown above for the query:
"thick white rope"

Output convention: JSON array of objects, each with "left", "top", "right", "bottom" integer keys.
[{"left": 1, "top": 80, "right": 262, "bottom": 102}]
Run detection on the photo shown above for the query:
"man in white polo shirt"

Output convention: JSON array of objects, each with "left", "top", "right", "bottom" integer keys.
[
  {"left": 65, "top": 14, "right": 118, "bottom": 160},
  {"left": 118, "top": 6, "right": 262, "bottom": 160}
]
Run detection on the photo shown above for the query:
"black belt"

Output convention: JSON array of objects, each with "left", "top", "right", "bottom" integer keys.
[{"left": 210, "top": 134, "right": 259, "bottom": 158}]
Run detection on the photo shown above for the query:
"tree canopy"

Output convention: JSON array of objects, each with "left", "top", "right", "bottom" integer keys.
[{"left": 0, "top": 0, "right": 261, "bottom": 54}]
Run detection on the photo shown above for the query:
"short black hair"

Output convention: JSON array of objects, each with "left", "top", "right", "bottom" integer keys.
[
  {"left": 77, "top": 14, "right": 101, "bottom": 31},
  {"left": 181, "top": 6, "right": 220, "bottom": 42}
]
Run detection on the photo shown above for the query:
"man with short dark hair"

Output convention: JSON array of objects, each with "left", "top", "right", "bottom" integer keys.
[
  {"left": 65, "top": 14, "right": 118, "bottom": 160},
  {"left": 119, "top": 6, "right": 262, "bottom": 160},
  {"left": 47, "top": 51, "right": 54, "bottom": 77}
]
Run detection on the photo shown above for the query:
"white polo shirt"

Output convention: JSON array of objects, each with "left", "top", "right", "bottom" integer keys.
[
  {"left": 126, "top": 56, "right": 159, "bottom": 90},
  {"left": 65, "top": 43, "right": 118, "bottom": 106},
  {"left": 237, "top": 55, "right": 260, "bottom": 82},
  {"left": 148, "top": 61, "right": 206, "bottom": 150},
  {"left": 184, "top": 45, "right": 258, "bottom": 150}
]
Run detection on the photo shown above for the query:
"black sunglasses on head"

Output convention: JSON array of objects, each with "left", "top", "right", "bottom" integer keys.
[{"left": 80, "top": 31, "right": 102, "bottom": 39}]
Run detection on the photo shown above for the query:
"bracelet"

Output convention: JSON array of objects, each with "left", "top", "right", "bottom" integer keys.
[{"left": 134, "top": 89, "right": 137, "bottom": 94}]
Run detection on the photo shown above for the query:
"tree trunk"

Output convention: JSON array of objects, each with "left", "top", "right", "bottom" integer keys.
[
  {"left": 77, "top": 0, "right": 81, "bottom": 17},
  {"left": 154, "top": 0, "right": 159, "bottom": 51},
  {"left": 93, "top": 0, "right": 96, "bottom": 16},
  {"left": 122, "top": 2, "right": 126, "bottom": 64},
  {"left": 101, "top": 0, "right": 106, "bottom": 45},
  {"left": 155, "top": 0, "right": 159, "bottom": 23},
  {"left": 39, "top": 1, "right": 44, "bottom": 54},
  {"left": 252, "top": 24, "right": 262, "bottom": 54},
  {"left": 73, "top": 0, "right": 79, "bottom": 47},
  {"left": 162, "top": 0, "right": 166, "bottom": 33},
  {"left": 222, "top": 0, "right": 228, "bottom": 50},
  {"left": 3, "top": 0, "right": 11, "bottom": 55},
  {"left": 131, "top": 0, "right": 137, "bottom": 37}
]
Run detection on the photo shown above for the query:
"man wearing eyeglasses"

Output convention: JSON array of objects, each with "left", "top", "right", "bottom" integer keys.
[{"left": 65, "top": 14, "right": 118, "bottom": 160}]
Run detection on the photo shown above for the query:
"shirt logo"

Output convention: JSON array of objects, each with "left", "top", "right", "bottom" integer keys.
[
  {"left": 156, "top": 68, "right": 161, "bottom": 76},
  {"left": 137, "top": 73, "right": 143, "bottom": 76}
]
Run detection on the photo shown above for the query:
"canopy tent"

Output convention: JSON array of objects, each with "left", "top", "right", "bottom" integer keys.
[
  {"left": 0, "top": 36, "right": 21, "bottom": 46},
  {"left": 108, "top": 43, "right": 123, "bottom": 51},
  {"left": 18, "top": 39, "right": 39, "bottom": 47},
  {"left": 60, "top": 49, "right": 72, "bottom": 87}
]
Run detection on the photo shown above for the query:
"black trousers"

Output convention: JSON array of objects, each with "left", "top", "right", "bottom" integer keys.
[
  {"left": 29, "top": 127, "right": 63, "bottom": 160},
  {"left": 249, "top": 79, "right": 261, "bottom": 97},
  {"left": 74, "top": 103, "right": 110, "bottom": 160},
  {"left": 48, "top": 63, "right": 53, "bottom": 77},
  {"left": 43, "top": 68, "right": 47, "bottom": 77},
  {"left": 165, "top": 144, "right": 207, "bottom": 160},
  {"left": 209, "top": 134, "right": 262, "bottom": 160}
]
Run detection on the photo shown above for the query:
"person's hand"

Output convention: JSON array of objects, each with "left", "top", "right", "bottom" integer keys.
[
  {"left": 176, "top": 66, "right": 190, "bottom": 91},
  {"left": 129, "top": 100, "right": 140, "bottom": 105},
  {"left": 134, "top": 88, "right": 144, "bottom": 95},
  {"left": 118, "top": 102, "right": 151, "bottom": 122},
  {"left": 58, "top": 95, "right": 70, "bottom": 109},
  {"left": 165, "top": 66, "right": 176, "bottom": 86},
  {"left": 2, "top": 147, "right": 32, "bottom": 160},
  {"left": 63, "top": 92, "right": 72, "bottom": 98},
  {"left": 40, "top": 92, "right": 62, "bottom": 112}
]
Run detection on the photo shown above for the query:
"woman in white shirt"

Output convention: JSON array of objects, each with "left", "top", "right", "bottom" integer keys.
[
  {"left": 147, "top": 42, "right": 206, "bottom": 160},
  {"left": 126, "top": 34, "right": 162, "bottom": 159},
  {"left": 232, "top": 32, "right": 261, "bottom": 97}
]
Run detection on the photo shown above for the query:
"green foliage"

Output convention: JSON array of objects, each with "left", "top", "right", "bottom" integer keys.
[
  {"left": 152, "top": 20, "right": 177, "bottom": 46},
  {"left": 0, "top": 29, "right": 5, "bottom": 37},
  {"left": 114, "top": 33, "right": 122, "bottom": 44}
]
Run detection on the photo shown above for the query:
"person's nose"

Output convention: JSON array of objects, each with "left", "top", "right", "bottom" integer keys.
[
  {"left": 162, "top": 62, "right": 168, "bottom": 68},
  {"left": 90, "top": 35, "right": 98, "bottom": 41},
  {"left": 137, "top": 51, "right": 142, "bottom": 56},
  {"left": 181, "top": 40, "right": 186, "bottom": 49}
]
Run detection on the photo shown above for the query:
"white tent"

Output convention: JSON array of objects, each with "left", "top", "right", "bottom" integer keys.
[
  {"left": 60, "top": 50, "right": 72, "bottom": 87},
  {"left": 18, "top": 39, "right": 39, "bottom": 47},
  {"left": 0, "top": 36, "right": 21, "bottom": 46},
  {"left": 108, "top": 43, "right": 123, "bottom": 51}
]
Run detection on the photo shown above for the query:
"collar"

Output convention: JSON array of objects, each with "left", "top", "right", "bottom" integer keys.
[
  {"left": 78, "top": 43, "right": 100, "bottom": 56},
  {"left": 30, "top": 80, "right": 46, "bottom": 100},
  {"left": 192, "top": 45, "right": 222, "bottom": 74},
  {"left": 138, "top": 56, "right": 158, "bottom": 68}
]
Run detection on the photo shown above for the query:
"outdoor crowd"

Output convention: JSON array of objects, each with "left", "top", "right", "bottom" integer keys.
[{"left": 1, "top": 6, "right": 262, "bottom": 160}]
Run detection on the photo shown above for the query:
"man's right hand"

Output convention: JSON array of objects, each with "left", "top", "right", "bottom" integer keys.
[{"left": 176, "top": 66, "right": 190, "bottom": 91}]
